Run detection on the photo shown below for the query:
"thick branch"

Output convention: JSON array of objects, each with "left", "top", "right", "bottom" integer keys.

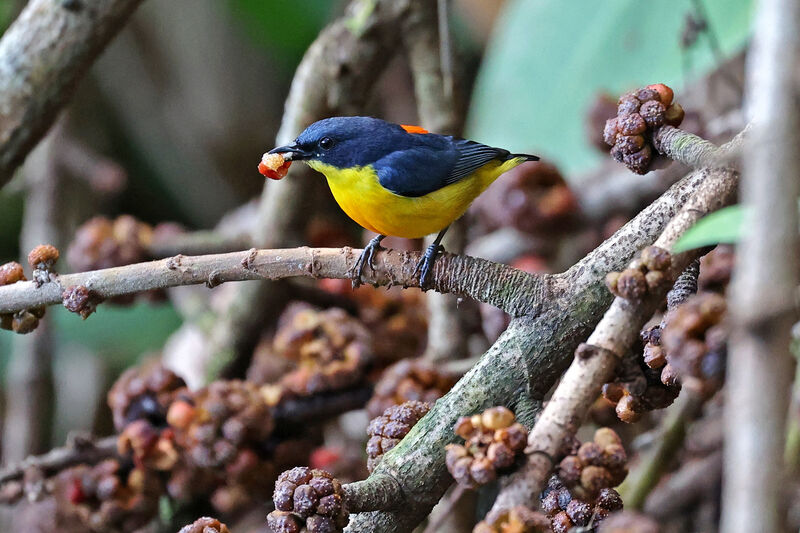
[
  {"left": 0, "top": 247, "right": 546, "bottom": 317},
  {"left": 489, "top": 166, "right": 738, "bottom": 517},
  {"left": 0, "top": 0, "right": 145, "bottom": 187},
  {"left": 344, "top": 166, "right": 728, "bottom": 532},
  {"left": 721, "top": 0, "right": 800, "bottom": 530}
]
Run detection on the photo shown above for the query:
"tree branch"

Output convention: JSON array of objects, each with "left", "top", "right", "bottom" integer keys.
[
  {"left": 0, "top": 435, "right": 118, "bottom": 484},
  {"left": 721, "top": 0, "right": 800, "bottom": 529},
  {"left": 344, "top": 164, "right": 729, "bottom": 532},
  {"left": 488, "top": 164, "right": 739, "bottom": 518},
  {"left": 0, "top": 0, "right": 145, "bottom": 187},
  {"left": 0, "top": 247, "right": 546, "bottom": 317}
]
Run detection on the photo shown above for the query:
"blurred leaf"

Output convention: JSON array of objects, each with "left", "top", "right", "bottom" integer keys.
[
  {"left": 672, "top": 204, "right": 743, "bottom": 253},
  {"left": 0, "top": 302, "right": 181, "bottom": 375},
  {"left": 228, "top": 0, "right": 337, "bottom": 69},
  {"left": 467, "top": 0, "right": 754, "bottom": 176}
]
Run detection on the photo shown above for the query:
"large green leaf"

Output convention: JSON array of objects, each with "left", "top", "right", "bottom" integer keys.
[
  {"left": 672, "top": 204, "right": 743, "bottom": 253},
  {"left": 467, "top": 0, "right": 754, "bottom": 176}
]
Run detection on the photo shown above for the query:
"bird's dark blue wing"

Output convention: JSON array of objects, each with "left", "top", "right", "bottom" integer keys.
[
  {"left": 374, "top": 137, "right": 510, "bottom": 198},
  {"left": 445, "top": 139, "right": 510, "bottom": 185}
]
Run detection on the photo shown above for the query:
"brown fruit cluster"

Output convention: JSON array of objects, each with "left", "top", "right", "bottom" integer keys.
[
  {"left": 352, "top": 285, "right": 428, "bottom": 364},
  {"left": 28, "top": 244, "right": 59, "bottom": 286},
  {"left": 0, "top": 261, "right": 46, "bottom": 334},
  {"left": 178, "top": 517, "right": 231, "bottom": 533},
  {"left": 586, "top": 92, "right": 620, "bottom": 152},
  {"left": 366, "top": 400, "right": 430, "bottom": 472},
  {"left": 471, "top": 160, "right": 578, "bottom": 236},
  {"left": 172, "top": 380, "right": 274, "bottom": 469},
  {"left": 445, "top": 407, "right": 528, "bottom": 488},
  {"left": 55, "top": 459, "right": 162, "bottom": 533},
  {"left": 67, "top": 216, "right": 162, "bottom": 304},
  {"left": 542, "top": 480, "right": 623, "bottom": 532},
  {"left": 107, "top": 364, "right": 288, "bottom": 515},
  {"left": 597, "top": 511, "right": 661, "bottom": 533},
  {"left": 107, "top": 363, "right": 187, "bottom": 432},
  {"left": 366, "top": 358, "right": 456, "bottom": 418},
  {"left": 473, "top": 505, "right": 552, "bottom": 533},
  {"left": 540, "top": 428, "right": 627, "bottom": 531},
  {"left": 248, "top": 303, "right": 372, "bottom": 397},
  {"left": 602, "top": 329, "right": 681, "bottom": 423},
  {"left": 661, "top": 292, "right": 727, "bottom": 393},
  {"left": 68, "top": 215, "right": 153, "bottom": 270},
  {"left": 605, "top": 246, "right": 672, "bottom": 301},
  {"left": 604, "top": 84, "right": 684, "bottom": 174},
  {"left": 268, "top": 467, "right": 348, "bottom": 533}
]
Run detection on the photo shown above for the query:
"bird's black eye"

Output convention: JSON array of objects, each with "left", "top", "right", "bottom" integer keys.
[{"left": 319, "top": 137, "right": 335, "bottom": 150}]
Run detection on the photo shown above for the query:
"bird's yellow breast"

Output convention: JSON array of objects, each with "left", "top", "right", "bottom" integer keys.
[{"left": 308, "top": 158, "right": 525, "bottom": 239}]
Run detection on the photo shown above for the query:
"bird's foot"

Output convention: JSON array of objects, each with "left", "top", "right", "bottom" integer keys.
[
  {"left": 349, "top": 234, "right": 385, "bottom": 288},
  {"left": 416, "top": 243, "right": 445, "bottom": 290}
]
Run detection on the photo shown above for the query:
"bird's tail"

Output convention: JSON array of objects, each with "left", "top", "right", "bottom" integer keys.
[{"left": 508, "top": 153, "right": 540, "bottom": 162}]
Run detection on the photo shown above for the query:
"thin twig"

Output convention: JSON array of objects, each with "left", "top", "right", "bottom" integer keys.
[{"left": 0, "top": 436, "right": 118, "bottom": 484}]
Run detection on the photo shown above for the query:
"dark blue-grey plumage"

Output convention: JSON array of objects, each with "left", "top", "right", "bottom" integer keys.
[{"left": 292, "top": 116, "right": 538, "bottom": 198}]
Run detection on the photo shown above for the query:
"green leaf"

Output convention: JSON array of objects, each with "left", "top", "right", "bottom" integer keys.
[
  {"left": 467, "top": 0, "right": 754, "bottom": 177},
  {"left": 672, "top": 204, "right": 744, "bottom": 253}
]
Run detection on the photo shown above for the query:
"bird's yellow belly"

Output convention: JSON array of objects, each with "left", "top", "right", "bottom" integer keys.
[{"left": 309, "top": 160, "right": 519, "bottom": 239}]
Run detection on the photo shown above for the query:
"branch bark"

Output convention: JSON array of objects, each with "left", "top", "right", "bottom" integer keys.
[
  {"left": 0, "top": 247, "right": 545, "bottom": 317},
  {"left": 488, "top": 164, "right": 738, "bottom": 518},
  {"left": 0, "top": 0, "right": 145, "bottom": 187},
  {"left": 721, "top": 0, "right": 800, "bottom": 530}
]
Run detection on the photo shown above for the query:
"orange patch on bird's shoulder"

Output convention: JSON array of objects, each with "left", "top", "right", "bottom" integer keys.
[{"left": 401, "top": 124, "right": 429, "bottom": 134}]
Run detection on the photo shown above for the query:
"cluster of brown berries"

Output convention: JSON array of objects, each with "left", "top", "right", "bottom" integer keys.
[
  {"left": 445, "top": 407, "right": 528, "bottom": 488},
  {"left": 0, "top": 246, "right": 59, "bottom": 333},
  {"left": 473, "top": 505, "right": 552, "bottom": 533},
  {"left": 661, "top": 292, "right": 727, "bottom": 393},
  {"left": 604, "top": 84, "right": 684, "bottom": 174},
  {"left": 68, "top": 215, "right": 153, "bottom": 271},
  {"left": 605, "top": 246, "right": 672, "bottom": 302},
  {"left": 56, "top": 459, "right": 162, "bottom": 533},
  {"left": 366, "top": 400, "right": 430, "bottom": 472},
  {"left": 67, "top": 216, "right": 164, "bottom": 305},
  {"left": 471, "top": 161, "right": 578, "bottom": 237},
  {"left": 352, "top": 285, "right": 428, "bottom": 364},
  {"left": 366, "top": 358, "right": 456, "bottom": 418},
  {"left": 178, "top": 517, "right": 231, "bottom": 533},
  {"left": 108, "top": 364, "right": 286, "bottom": 516},
  {"left": 268, "top": 467, "right": 348, "bottom": 533},
  {"left": 602, "top": 333, "right": 680, "bottom": 423},
  {"left": 248, "top": 303, "right": 372, "bottom": 397},
  {"left": 540, "top": 428, "right": 626, "bottom": 531}
]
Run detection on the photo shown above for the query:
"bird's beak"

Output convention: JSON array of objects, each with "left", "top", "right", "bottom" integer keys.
[{"left": 269, "top": 143, "right": 314, "bottom": 161}]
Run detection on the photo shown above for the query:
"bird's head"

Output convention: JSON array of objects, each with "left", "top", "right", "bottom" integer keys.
[{"left": 269, "top": 116, "right": 408, "bottom": 169}]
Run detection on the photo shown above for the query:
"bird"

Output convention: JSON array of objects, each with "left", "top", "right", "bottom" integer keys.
[{"left": 268, "top": 116, "right": 539, "bottom": 287}]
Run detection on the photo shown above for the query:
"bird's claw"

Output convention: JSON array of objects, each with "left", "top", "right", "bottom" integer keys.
[
  {"left": 349, "top": 235, "right": 385, "bottom": 288},
  {"left": 416, "top": 244, "right": 444, "bottom": 290}
]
